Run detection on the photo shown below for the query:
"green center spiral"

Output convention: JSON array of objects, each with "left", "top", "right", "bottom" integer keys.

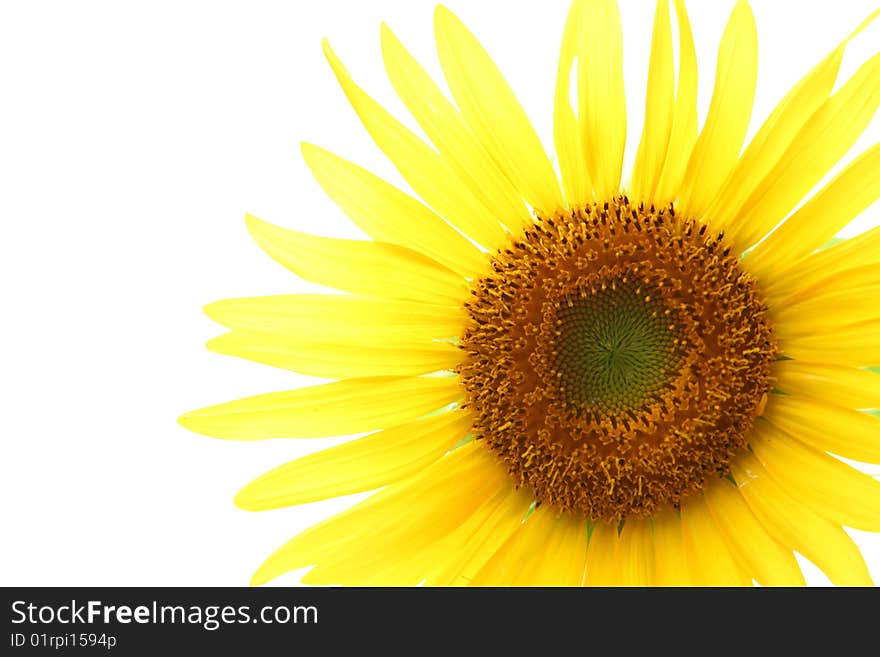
[{"left": 552, "top": 282, "right": 682, "bottom": 413}]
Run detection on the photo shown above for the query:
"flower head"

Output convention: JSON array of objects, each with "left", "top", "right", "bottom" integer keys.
[{"left": 180, "top": 0, "right": 880, "bottom": 586}]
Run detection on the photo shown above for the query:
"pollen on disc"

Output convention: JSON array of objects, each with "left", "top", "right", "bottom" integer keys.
[{"left": 457, "top": 197, "right": 776, "bottom": 521}]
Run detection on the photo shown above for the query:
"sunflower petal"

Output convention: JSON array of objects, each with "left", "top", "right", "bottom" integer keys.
[
  {"left": 631, "top": 0, "right": 674, "bottom": 204},
  {"left": 654, "top": 0, "right": 698, "bottom": 205},
  {"left": 704, "top": 478, "right": 805, "bottom": 586},
  {"left": 677, "top": 0, "right": 757, "bottom": 219},
  {"left": 245, "top": 215, "right": 467, "bottom": 305},
  {"left": 434, "top": 5, "right": 563, "bottom": 213},
  {"left": 252, "top": 441, "right": 503, "bottom": 585},
  {"left": 651, "top": 508, "right": 691, "bottom": 586},
  {"left": 204, "top": 294, "right": 465, "bottom": 344},
  {"left": 380, "top": 24, "right": 531, "bottom": 231},
  {"left": 680, "top": 495, "right": 751, "bottom": 586},
  {"left": 750, "top": 421, "right": 880, "bottom": 531},
  {"left": 617, "top": 519, "right": 656, "bottom": 586},
  {"left": 705, "top": 11, "right": 880, "bottom": 234},
  {"left": 301, "top": 142, "right": 486, "bottom": 278},
  {"left": 472, "top": 508, "right": 587, "bottom": 586},
  {"left": 577, "top": 0, "right": 627, "bottom": 199},
  {"left": 732, "top": 452, "right": 873, "bottom": 586},
  {"left": 778, "top": 320, "right": 880, "bottom": 367},
  {"left": 764, "top": 393, "right": 880, "bottom": 463},
  {"left": 554, "top": 0, "right": 591, "bottom": 207},
  {"left": 234, "top": 411, "right": 471, "bottom": 511},
  {"left": 208, "top": 331, "right": 462, "bottom": 379},
  {"left": 583, "top": 521, "right": 621, "bottom": 587},
  {"left": 724, "top": 51, "right": 880, "bottom": 250},
  {"left": 323, "top": 40, "right": 508, "bottom": 251},
  {"left": 177, "top": 376, "right": 461, "bottom": 440},
  {"left": 749, "top": 143, "right": 880, "bottom": 279},
  {"left": 428, "top": 486, "right": 534, "bottom": 586},
  {"left": 773, "top": 360, "right": 880, "bottom": 410}
]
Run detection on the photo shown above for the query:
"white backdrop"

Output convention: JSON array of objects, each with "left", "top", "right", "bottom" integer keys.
[{"left": 2, "top": 0, "right": 879, "bottom": 586}]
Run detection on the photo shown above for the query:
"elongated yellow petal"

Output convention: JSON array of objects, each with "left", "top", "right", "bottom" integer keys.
[
  {"left": 323, "top": 40, "right": 508, "bottom": 251},
  {"left": 652, "top": 508, "right": 691, "bottom": 586},
  {"left": 654, "top": 0, "right": 697, "bottom": 205},
  {"left": 583, "top": 521, "right": 621, "bottom": 587},
  {"left": 749, "top": 143, "right": 880, "bottom": 280},
  {"left": 778, "top": 319, "right": 880, "bottom": 367},
  {"left": 577, "top": 0, "right": 626, "bottom": 199},
  {"left": 245, "top": 215, "right": 467, "bottom": 305},
  {"left": 208, "top": 331, "right": 462, "bottom": 379},
  {"left": 732, "top": 452, "right": 873, "bottom": 586},
  {"left": 554, "top": 0, "right": 591, "bottom": 207},
  {"left": 680, "top": 495, "right": 751, "bottom": 586},
  {"left": 764, "top": 225, "right": 880, "bottom": 300},
  {"left": 750, "top": 421, "right": 880, "bottom": 531},
  {"left": 301, "top": 143, "right": 486, "bottom": 278},
  {"left": 204, "top": 294, "right": 465, "bottom": 344},
  {"left": 252, "top": 441, "right": 502, "bottom": 585},
  {"left": 764, "top": 393, "right": 880, "bottom": 463},
  {"left": 677, "top": 0, "right": 757, "bottom": 220},
  {"left": 773, "top": 360, "right": 880, "bottom": 410},
  {"left": 631, "top": 0, "right": 674, "bottom": 204},
  {"left": 472, "top": 508, "right": 587, "bottom": 587},
  {"left": 235, "top": 411, "right": 471, "bottom": 511},
  {"left": 434, "top": 5, "right": 563, "bottom": 214},
  {"left": 428, "top": 486, "right": 534, "bottom": 586},
  {"left": 772, "top": 285, "right": 880, "bottom": 331},
  {"left": 617, "top": 519, "right": 656, "bottom": 586},
  {"left": 178, "top": 376, "right": 461, "bottom": 440},
  {"left": 725, "top": 51, "right": 880, "bottom": 250},
  {"left": 302, "top": 448, "right": 512, "bottom": 586},
  {"left": 704, "top": 478, "right": 805, "bottom": 586},
  {"left": 380, "top": 24, "right": 531, "bottom": 232},
  {"left": 704, "top": 11, "right": 880, "bottom": 234}
]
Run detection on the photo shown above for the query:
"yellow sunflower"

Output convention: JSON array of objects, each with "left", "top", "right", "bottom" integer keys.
[{"left": 179, "top": 0, "right": 880, "bottom": 586}]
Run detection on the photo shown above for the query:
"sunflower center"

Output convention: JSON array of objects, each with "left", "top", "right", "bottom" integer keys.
[{"left": 458, "top": 197, "right": 776, "bottom": 521}]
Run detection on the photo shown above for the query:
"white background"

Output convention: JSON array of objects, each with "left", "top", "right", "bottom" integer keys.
[{"left": 1, "top": 0, "right": 879, "bottom": 586}]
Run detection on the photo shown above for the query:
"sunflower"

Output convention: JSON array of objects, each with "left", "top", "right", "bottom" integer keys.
[{"left": 179, "top": 0, "right": 880, "bottom": 586}]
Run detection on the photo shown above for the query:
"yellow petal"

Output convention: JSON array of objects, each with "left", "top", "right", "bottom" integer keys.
[
  {"left": 617, "top": 519, "right": 656, "bottom": 586},
  {"left": 204, "top": 294, "right": 466, "bottom": 345},
  {"left": 323, "top": 40, "right": 508, "bottom": 251},
  {"left": 778, "top": 319, "right": 880, "bottom": 368},
  {"left": 208, "top": 331, "right": 462, "bottom": 379},
  {"left": 763, "top": 224, "right": 880, "bottom": 301},
  {"left": 773, "top": 360, "right": 880, "bottom": 410},
  {"left": 583, "top": 521, "right": 621, "bottom": 587},
  {"left": 654, "top": 0, "right": 698, "bottom": 206},
  {"left": 301, "top": 142, "right": 486, "bottom": 278},
  {"left": 380, "top": 24, "right": 531, "bottom": 232},
  {"left": 704, "top": 478, "right": 805, "bottom": 586},
  {"left": 631, "top": 0, "right": 674, "bottom": 204},
  {"left": 234, "top": 411, "right": 472, "bottom": 510},
  {"left": 724, "top": 51, "right": 880, "bottom": 251},
  {"left": 473, "top": 507, "right": 587, "bottom": 587},
  {"left": 251, "top": 441, "right": 503, "bottom": 585},
  {"left": 750, "top": 143, "right": 880, "bottom": 282},
  {"left": 705, "top": 11, "right": 880, "bottom": 235},
  {"left": 577, "top": 0, "right": 627, "bottom": 199},
  {"left": 434, "top": 5, "right": 563, "bottom": 214},
  {"left": 553, "top": 0, "right": 591, "bottom": 207},
  {"left": 651, "top": 508, "right": 691, "bottom": 586},
  {"left": 245, "top": 215, "right": 467, "bottom": 305},
  {"left": 677, "top": 0, "right": 757, "bottom": 220},
  {"left": 177, "top": 376, "right": 461, "bottom": 440},
  {"left": 732, "top": 451, "right": 873, "bottom": 586},
  {"left": 680, "top": 495, "right": 751, "bottom": 586},
  {"left": 764, "top": 393, "right": 880, "bottom": 463},
  {"left": 427, "top": 485, "right": 534, "bottom": 586},
  {"left": 750, "top": 421, "right": 880, "bottom": 531}
]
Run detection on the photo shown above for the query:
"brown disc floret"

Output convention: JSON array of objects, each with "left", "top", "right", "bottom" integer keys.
[{"left": 457, "top": 196, "right": 776, "bottom": 521}]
